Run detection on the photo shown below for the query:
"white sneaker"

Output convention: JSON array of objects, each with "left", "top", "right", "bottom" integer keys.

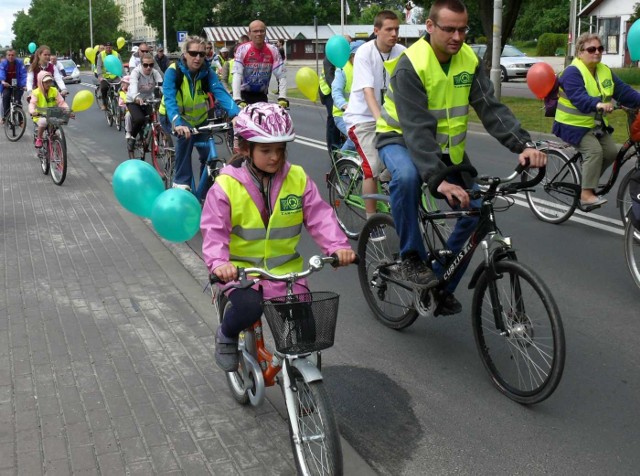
[
  {"left": 172, "top": 183, "right": 191, "bottom": 192},
  {"left": 125, "top": 132, "right": 132, "bottom": 139}
]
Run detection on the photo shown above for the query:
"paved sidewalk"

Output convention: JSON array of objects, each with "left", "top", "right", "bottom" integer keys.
[{"left": 0, "top": 130, "right": 301, "bottom": 474}]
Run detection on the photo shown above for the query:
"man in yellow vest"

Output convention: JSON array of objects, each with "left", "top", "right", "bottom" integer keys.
[
  {"left": 96, "top": 41, "right": 121, "bottom": 111},
  {"left": 376, "top": 0, "right": 546, "bottom": 314},
  {"left": 331, "top": 40, "right": 364, "bottom": 151}
]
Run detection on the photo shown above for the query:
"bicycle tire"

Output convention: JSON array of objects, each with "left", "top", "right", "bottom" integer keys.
[
  {"left": 357, "top": 213, "right": 418, "bottom": 329},
  {"left": 616, "top": 162, "right": 638, "bottom": 225},
  {"left": 115, "top": 107, "right": 123, "bottom": 131},
  {"left": 39, "top": 137, "right": 50, "bottom": 175},
  {"left": 284, "top": 365, "right": 343, "bottom": 476},
  {"left": 217, "top": 295, "right": 252, "bottom": 405},
  {"left": 4, "top": 106, "right": 27, "bottom": 142},
  {"left": 472, "top": 259, "right": 565, "bottom": 404},
  {"left": 151, "top": 128, "right": 174, "bottom": 189},
  {"left": 49, "top": 136, "right": 67, "bottom": 185},
  {"left": 130, "top": 132, "right": 147, "bottom": 161},
  {"left": 624, "top": 219, "right": 640, "bottom": 290},
  {"left": 327, "top": 157, "right": 367, "bottom": 240},
  {"left": 523, "top": 149, "right": 579, "bottom": 224}
]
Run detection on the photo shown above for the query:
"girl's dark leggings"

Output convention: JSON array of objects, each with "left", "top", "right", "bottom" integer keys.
[{"left": 220, "top": 287, "right": 263, "bottom": 338}]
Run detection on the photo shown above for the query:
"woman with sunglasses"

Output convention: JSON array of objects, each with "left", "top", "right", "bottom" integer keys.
[
  {"left": 159, "top": 35, "right": 240, "bottom": 190},
  {"left": 126, "top": 53, "right": 164, "bottom": 153},
  {"left": 553, "top": 32, "right": 640, "bottom": 209}
]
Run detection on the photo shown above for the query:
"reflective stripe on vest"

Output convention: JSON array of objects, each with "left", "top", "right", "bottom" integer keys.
[
  {"left": 216, "top": 165, "right": 307, "bottom": 274},
  {"left": 332, "top": 62, "right": 353, "bottom": 118},
  {"left": 376, "top": 39, "right": 478, "bottom": 164},
  {"left": 555, "top": 58, "right": 614, "bottom": 129},
  {"left": 319, "top": 67, "right": 331, "bottom": 95},
  {"left": 32, "top": 87, "right": 58, "bottom": 123},
  {"left": 158, "top": 63, "right": 209, "bottom": 125},
  {"left": 100, "top": 51, "right": 120, "bottom": 80}
]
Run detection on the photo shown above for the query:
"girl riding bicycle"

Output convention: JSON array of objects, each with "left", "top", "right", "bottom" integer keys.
[
  {"left": 28, "top": 71, "right": 69, "bottom": 148},
  {"left": 200, "top": 103, "right": 356, "bottom": 372}
]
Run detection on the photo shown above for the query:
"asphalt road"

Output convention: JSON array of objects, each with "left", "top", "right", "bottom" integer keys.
[{"left": 67, "top": 76, "right": 640, "bottom": 475}]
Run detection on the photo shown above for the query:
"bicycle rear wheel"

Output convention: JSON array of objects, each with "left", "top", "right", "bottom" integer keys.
[
  {"left": 4, "top": 106, "right": 27, "bottom": 142},
  {"left": 523, "top": 149, "right": 579, "bottom": 224},
  {"left": 50, "top": 135, "right": 67, "bottom": 185},
  {"left": 151, "top": 128, "right": 174, "bottom": 189},
  {"left": 327, "top": 157, "right": 366, "bottom": 240},
  {"left": 357, "top": 213, "right": 418, "bottom": 329},
  {"left": 616, "top": 160, "right": 638, "bottom": 225},
  {"left": 472, "top": 259, "right": 565, "bottom": 404},
  {"left": 624, "top": 219, "right": 640, "bottom": 290},
  {"left": 284, "top": 365, "right": 342, "bottom": 476},
  {"left": 115, "top": 107, "right": 123, "bottom": 131}
]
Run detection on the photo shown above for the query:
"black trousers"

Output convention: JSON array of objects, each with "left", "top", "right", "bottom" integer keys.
[{"left": 126, "top": 102, "right": 151, "bottom": 138}]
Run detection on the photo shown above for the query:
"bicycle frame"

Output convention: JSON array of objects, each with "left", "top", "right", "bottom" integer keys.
[{"left": 190, "top": 122, "right": 231, "bottom": 202}]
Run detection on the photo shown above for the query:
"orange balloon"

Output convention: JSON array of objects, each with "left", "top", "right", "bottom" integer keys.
[{"left": 526, "top": 62, "right": 556, "bottom": 99}]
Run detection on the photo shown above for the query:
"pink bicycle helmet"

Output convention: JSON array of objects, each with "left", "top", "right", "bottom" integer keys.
[
  {"left": 121, "top": 75, "right": 131, "bottom": 83},
  {"left": 234, "top": 102, "right": 295, "bottom": 143}
]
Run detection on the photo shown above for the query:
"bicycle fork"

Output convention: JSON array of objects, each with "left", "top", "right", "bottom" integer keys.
[{"left": 479, "top": 235, "right": 514, "bottom": 335}]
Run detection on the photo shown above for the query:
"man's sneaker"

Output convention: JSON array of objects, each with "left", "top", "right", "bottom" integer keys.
[
  {"left": 126, "top": 138, "right": 136, "bottom": 152},
  {"left": 34, "top": 138, "right": 43, "bottom": 148},
  {"left": 125, "top": 132, "right": 132, "bottom": 140},
  {"left": 99, "top": 104, "right": 106, "bottom": 111},
  {"left": 400, "top": 253, "right": 438, "bottom": 289},
  {"left": 172, "top": 183, "right": 191, "bottom": 192},
  {"left": 436, "top": 292, "right": 462, "bottom": 316},
  {"left": 215, "top": 327, "right": 239, "bottom": 372},
  {"left": 369, "top": 225, "right": 386, "bottom": 242}
]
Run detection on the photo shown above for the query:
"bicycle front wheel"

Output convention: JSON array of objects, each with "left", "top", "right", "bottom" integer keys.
[
  {"left": 151, "top": 128, "right": 174, "bottom": 189},
  {"left": 284, "top": 366, "right": 342, "bottom": 476},
  {"left": 357, "top": 213, "right": 418, "bottom": 329},
  {"left": 617, "top": 163, "right": 638, "bottom": 225},
  {"left": 115, "top": 107, "right": 123, "bottom": 131},
  {"left": 50, "top": 136, "right": 67, "bottom": 185},
  {"left": 39, "top": 140, "right": 50, "bottom": 176},
  {"left": 472, "top": 260, "right": 565, "bottom": 404},
  {"left": 523, "top": 149, "right": 579, "bottom": 224},
  {"left": 4, "top": 106, "right": 27, "bottom": 142},
  {"left": 624, "top": 219, "right": 640, "bottom": 290},
  {"left": 327, "top": 157, "right": 366, "bottom": 240}
]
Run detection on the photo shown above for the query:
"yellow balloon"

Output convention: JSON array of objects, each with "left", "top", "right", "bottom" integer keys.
[
  {"left": 295, "top": 67, "right": 319, "bottom": 102},
  {"left": 85, "top": 47, "right": 96, "bottom": 64},
  {"left": 71, "top": 90, "right": 94, "bottom": 112},
  {"left": 117, "top": 37, "right": 125, "bottom": 50}
]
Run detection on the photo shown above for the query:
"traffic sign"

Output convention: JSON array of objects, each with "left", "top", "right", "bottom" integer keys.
[{"left": 177, "top": 31, "right": 188, "bottom": 43}]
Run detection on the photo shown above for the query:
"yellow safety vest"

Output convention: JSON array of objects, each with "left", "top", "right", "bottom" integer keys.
[
  {"left": 555, "top": 58, "right": 614, "bottom": 129},
  {"left": 376, "top": 38, "right": 478, "bottom": 165},
  {"left": 216, "top": 165, "right": 307, "bottom": 274},
  {"left": 31, "top": 87, "right": 58, "bottom": 123},
  {"left": 159, "top": 63, "right": 209, "bottom": 126},
  {"left": 227, "top": 59, "right": 234, "bottom": 85},
  {"left": 332, "top": 61, "right": 354, "bottom": 118},
  {"left": 319, "top": 67, "right": 331, "bottom": 96},
  {"left": 100, "top": 51, "right": 121, "bottom": 80}
]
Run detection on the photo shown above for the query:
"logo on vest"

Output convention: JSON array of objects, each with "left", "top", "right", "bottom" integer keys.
[
  {"left": 453, "top": 71, "right": 473, "bottom": 88},
  {"left": 280, "top": 194, "right": 302, "bottom": 214},
  {"left": 601, "top": 79, "right": 613, "bottom": 89}
]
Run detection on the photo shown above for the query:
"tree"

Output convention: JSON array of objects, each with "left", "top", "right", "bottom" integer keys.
[
  {"left": 513, "top": 0, "right": 569, "bottom": 40},
  {"left": 12, "top": 0, "right": 123, "bottom": 57},
  {"left": 631, "top": 2, "right": 640, "bottom": 23}
]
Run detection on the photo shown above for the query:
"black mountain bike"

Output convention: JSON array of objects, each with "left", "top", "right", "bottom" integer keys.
[
  {"left": 357, "top": 163, "right": 566, "bottom": 404},
  {"left": 3, "top": 84, "right": 27, "bottom": 142}
]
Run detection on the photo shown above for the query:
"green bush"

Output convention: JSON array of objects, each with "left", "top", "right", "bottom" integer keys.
[
  {"left": 537, "top": 33, "right": 567, "bottom": 56},
  {"left": 612, "top": 67, "right": 640, "bottom": 86},
  {"left": 475, "top": 36, "right": 487, "bottom": 44}
]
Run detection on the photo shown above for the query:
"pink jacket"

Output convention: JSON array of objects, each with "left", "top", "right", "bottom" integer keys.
[
  {"left": 201, "top": 160, "right": 351, "bottom": 299},
  {"left": 28, "top": 70, "right": 68, "bottom": 115}
]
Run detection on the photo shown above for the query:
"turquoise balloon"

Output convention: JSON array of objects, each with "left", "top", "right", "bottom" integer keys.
[
  {"left": 151, "top": 189, "right": 202, "bottom": 242},
  {"left": 112, "top": 160, "right": 164, "bottom": 218},
  {"left": 325, "top": 35, "right": 350, "bottom": 69},
  {"left": 628, "top": 20, "right": 640, "bottom": 61},
  {"left": 28, "top": 42, "right": 36, "bottom": 54},
  {"left": 104, "top": 55, "right": 123, "bottom": 76}
]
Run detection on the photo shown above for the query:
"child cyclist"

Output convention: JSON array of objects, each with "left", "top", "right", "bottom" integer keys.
[
  {"left": 201, "top": 102, "right": 356, "bottom": 371},
  {"left": 118, "top": 75, "right": 133, "bottom": 140},
  {"left": 28, "top": 70, "right": 69, "bottom": 148}
]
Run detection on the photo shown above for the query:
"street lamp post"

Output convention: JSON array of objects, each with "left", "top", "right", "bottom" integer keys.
[
  {"left": 89, "top": 0, "right": 94, "bottom": 47},
  {"left": 162, "top": 0, "right": 167, "bottom": 52}
]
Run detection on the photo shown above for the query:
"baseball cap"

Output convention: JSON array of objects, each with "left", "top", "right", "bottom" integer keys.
[
  {"left": 350, "top": 40, "right": 365, "bottom": 55},
  {"left": 105, "top": 41, "right": 112, "bottom": 46},
  {"left": 41, "top": 73, "right": 54, "bottom": 83},
  {"left": 220, "top": 47, "right": 229, "bottom": 53}
]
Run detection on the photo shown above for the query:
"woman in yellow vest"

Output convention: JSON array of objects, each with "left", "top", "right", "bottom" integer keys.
[
  {"left": 332, "top": 40, "right": 365, "bottom": 151},
  {"left": 28, "top": 71, "right": 69, "bottom": 148},
  {"left": 201, "top": 103, "right": 356, "bottom": 371},
  {"left": 553, "top": 33, "right": 640, "bottom": 209}
]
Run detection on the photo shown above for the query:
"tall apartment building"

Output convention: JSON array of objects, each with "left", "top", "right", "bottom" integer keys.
[{"left": 115, "top": 0, "right": 157, "bottom": 44}]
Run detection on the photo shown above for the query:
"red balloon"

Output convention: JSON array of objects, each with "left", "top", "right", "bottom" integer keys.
[{"left": 526, "top": 62, "right": 556, "bottom": 99}]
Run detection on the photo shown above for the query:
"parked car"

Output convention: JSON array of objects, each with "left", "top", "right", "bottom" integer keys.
[
  {"left": 59, "top": 59, "right": 81, "bottom": 84},
  {"left": 469, "top": 44, "right": 542, "bottom": 82}
]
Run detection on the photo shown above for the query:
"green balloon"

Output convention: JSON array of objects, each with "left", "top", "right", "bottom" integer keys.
[
  {"left": 151, "top": 189, "right": 202, "bottom": 242},
  {"left": 112, "top": 160, "right": 164, "bottom": 218}
]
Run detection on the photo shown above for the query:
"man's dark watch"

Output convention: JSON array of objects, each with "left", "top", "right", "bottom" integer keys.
[{"left": 523, "top": 141, "right": 537, "bottom": 150}]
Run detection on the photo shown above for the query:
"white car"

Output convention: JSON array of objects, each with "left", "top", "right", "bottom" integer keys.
[
  {"left": 59, "top": 59, "right": 81, "bottom": 84},
  {"left": 470, "top": 44, "right": 542, "bottom": 82}
]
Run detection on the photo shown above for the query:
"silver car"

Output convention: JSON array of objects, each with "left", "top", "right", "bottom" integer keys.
[
  {"left": 470, "top": 44, "right": 542, "bottom": 82},
  {"left": 59, "top": 59, "right": 81, "bottom": 84}
]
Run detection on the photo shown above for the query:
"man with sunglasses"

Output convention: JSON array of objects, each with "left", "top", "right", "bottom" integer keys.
[
  {"left": 232, "top": 20, "right": 287, "bottom": 108},
  {"left": 159, "top": 35, "right": 239, "bottom": 190},
  {"left": 128, "top": 43, "right": 150, "bottom": 72},
  {"left": 375, "top": 0, "right": 546, "bottom": 314}
]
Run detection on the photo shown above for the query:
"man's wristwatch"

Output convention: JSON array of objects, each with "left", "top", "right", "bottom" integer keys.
[{"left": 523, "top": 141, "right": 537, "bottom": 150}]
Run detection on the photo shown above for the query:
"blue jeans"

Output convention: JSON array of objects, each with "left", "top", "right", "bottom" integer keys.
[
  {"left": 160, "top": 114, "right": 208, "bottom": 187},
  {"left": 378, "top": 143, "right": 481, "bottom": 293},
  {"left": 333, "top": 116, "right": 355, "bottom": 152}
]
